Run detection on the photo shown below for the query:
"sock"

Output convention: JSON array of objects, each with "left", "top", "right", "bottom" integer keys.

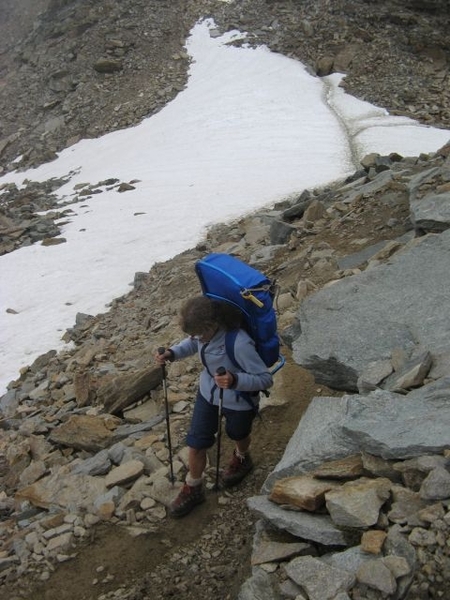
[
  {"left": 186, "top": 474, "right": 203, "bottom": 487},
  {"left": 235, "top": 449, "right": 247, "bottom": 461}
]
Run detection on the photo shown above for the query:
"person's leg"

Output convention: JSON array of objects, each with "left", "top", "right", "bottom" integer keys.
[
  {"left": 235, "top": 435, "right": 251, "bottom": 456},
  {"left": 186, "top": 446, "right": 207, "bottom": 482},
  {"left": 221, "top": 409, "right": 255, "bottom": 488},
  {"left": 169, "top": 392, "right": 217, "bottom": 517}
]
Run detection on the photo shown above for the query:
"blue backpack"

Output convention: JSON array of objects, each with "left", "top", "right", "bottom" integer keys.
[{"left": 195, "top": 253, "right": 285, "bottom": 374}]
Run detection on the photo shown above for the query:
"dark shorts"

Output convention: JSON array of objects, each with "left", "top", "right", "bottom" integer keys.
[{"left": 186, "top": 391, "right": 256, "bottom": 450}]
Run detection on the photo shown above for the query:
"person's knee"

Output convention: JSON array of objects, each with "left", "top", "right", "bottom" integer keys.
[
  {"left": 225, "top": 415, "right": 254, "bottom": 441},
  {"left": 189, "top": 446, "right": 207, "bottom": 457},
  {"left": 186, "top": 432, "right": 215, "bottom": 449}
]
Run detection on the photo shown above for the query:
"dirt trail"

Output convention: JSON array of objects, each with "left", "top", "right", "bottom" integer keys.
[{"left": 10, "top": 352, "right": 340, "bottom": 600}]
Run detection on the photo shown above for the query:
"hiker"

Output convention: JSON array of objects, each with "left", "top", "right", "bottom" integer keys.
[{"left": 155, "top": 295, "right": 273, "bottom": 517}]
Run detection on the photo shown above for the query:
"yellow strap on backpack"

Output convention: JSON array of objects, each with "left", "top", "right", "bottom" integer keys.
[{"left": 241, "top": 290, "right": 264, "bottom": 308}]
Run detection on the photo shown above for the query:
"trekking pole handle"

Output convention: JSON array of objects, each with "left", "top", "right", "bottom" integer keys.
[
  {"left": 216, "top": 366, "right": 226, "bottom": 376},
  {"left": 158, "top": 347, "right": 171, "bottom": 367}
]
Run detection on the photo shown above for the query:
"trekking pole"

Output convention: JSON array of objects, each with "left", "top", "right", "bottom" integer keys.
[
  {"left": 158, "top": 347, "right": 175, "bottom": 484},
  {"left": 214, "top": 366, "right": 226, "bottom": 491}
]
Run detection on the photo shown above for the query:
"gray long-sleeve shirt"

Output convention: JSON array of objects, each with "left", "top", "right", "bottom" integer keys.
[{"left": 169, "top": 328, "right": 273, "bottom": 411}]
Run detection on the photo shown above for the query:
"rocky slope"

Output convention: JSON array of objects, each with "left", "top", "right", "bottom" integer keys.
[
  {"left": 1, "top": 1, "right": 450, "bottom": 600},
  {"left": 1, "top": 143, "right": 449, "bottom": 600}
]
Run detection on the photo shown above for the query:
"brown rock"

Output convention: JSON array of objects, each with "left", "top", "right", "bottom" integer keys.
[
  {"left": 269, "top": 475, "right": 338, "bottom": 511},
  {"left": 361, "top": 530, "right": 387, "bottom": 554},
  {"left": 49, "top": 414, "right": 120, "bottom": 452},
  {"left": 104, "top": 460, "right": 145, "bottom": 489},
  {"left": 251, "top": 540, "right": 313, "bottom": 566},
  {"left": 361, "top": 452, "right": 401, "bottom": 482},
  {"left": 93, "top": 58, "right": 123, "bottom": 73},
  {"left": 313, "top": 455, "right": 365, "bottom": 480},
  {"left": 74, "top": 370, "right": 92, "bottom": 407},
  {"left": 41, "top": 237, "right": 66, "bottom": 246},
  {"left": 96, "top": 366, "right": 162, "bottom": 415},
  {"left": 325, "top": 477, "right": 392, "bottom": 528},
  {"left": 15, "top": 471, "right": 107, "bottom": 510}
]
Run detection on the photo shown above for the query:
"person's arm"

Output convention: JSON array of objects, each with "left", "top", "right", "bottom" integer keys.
[
  {"left": 169, "top": 336, "right": 199, "bottom": 360},
  {"left": 154, "top": 336, "right": 199, "bottom": 364}
]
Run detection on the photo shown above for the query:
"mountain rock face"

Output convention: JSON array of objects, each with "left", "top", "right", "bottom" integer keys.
[
  {"left": 1, "top": 2, "right": 450, "bottom": 600},
  {"left": 0, "top": 0, "right": 449, "bottom": 172}
]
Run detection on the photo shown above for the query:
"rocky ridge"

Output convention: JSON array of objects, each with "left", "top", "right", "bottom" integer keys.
[
  {"left": 1, "top": 0, "right": 450, "bottom": 253},
  {"left": 1, "top": 1, "right": 450, "bottom": 599},
  {"left": 0, "top": 0, "right": 450, "bottom": 174}
]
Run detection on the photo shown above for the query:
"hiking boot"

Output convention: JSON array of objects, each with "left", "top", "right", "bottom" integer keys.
[
  {"left": 169, "top": 483, "right": 205, "bottom": 518},
  {"left": 221, "top": 450, "right": 253, "bottom": 488}
]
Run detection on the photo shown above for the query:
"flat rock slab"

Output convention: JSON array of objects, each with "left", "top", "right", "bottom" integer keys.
[
  {"left": 263, "top": 382, "right": 450, "bottom": 491},
  {"left": 247, "top": 495, "right": 354, "bottom": 547}
]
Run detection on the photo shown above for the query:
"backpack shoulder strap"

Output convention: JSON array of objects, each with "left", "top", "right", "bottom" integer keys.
[
  {"left": 225, "top": 329, "right": 241, "bottom": 371},
  {"left": 225, "top": 329, "right": 262, "bottom": 416}
]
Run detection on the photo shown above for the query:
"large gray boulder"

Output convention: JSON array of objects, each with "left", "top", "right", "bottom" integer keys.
[
  {"left": 408, "top": 165, "right": 450, "bottom": 234},
  {"left": 292, "top": 229, "right": 450, "bottom": 391}
]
